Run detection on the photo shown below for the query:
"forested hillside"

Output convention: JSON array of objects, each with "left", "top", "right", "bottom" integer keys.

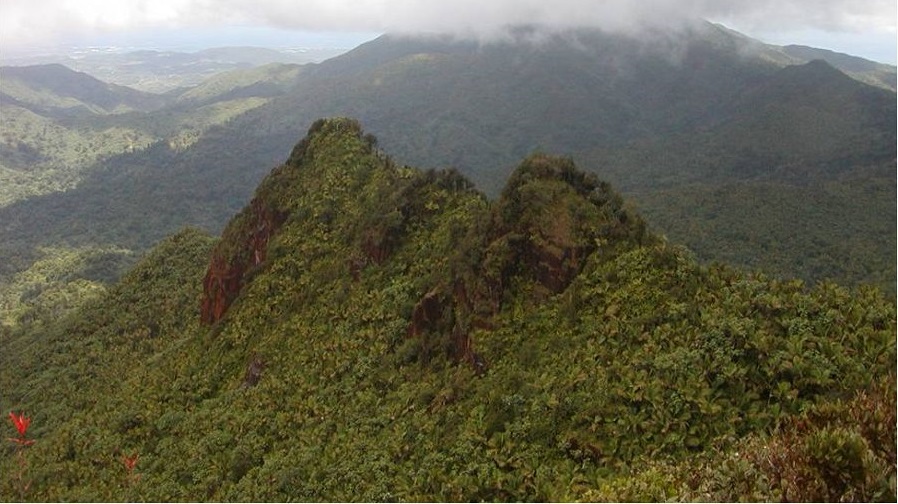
[
  {"left": 0, "top": 62, "right": 306, "bottom": 207},
  {"left": 0, "top": 64, "right": 164, "bottom": 205},
  {"left": 582, "top": 58, "right": 896, "bottom": 288},
  {"left": 1, "top": 21, "right": 893, "bottom": 310},
  {"left": 1, "top": 119, "right": 893, "bottom": 501},
  {"left": 0, "top": 62, "right": 307, "bottom": 327}
]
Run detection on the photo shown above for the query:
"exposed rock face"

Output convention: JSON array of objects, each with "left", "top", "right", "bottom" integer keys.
[
  {"left": 200, "top": 198, "right": 285, "bottom": 324},
  {"left": 486, "top": 154, "right": 649, "bottom": 301},
  {"left": 406, "top": 286, "right": 486, "bottom": 374},
  {"left": 201, "top": 255, "right": 243, "bottom": 325},
  {"left": 517, "top": 205, "right": 591, "bottom": 295},
  {"left": 399, "top": 154, "right": 648, "bottom": 374},
  {"left": 407, "top": 288, "right": 444, "bottom": 339}
]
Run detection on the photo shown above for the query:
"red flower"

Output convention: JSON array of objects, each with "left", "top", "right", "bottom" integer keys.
[
  {"left": 8, "top": 412, "right": 30, "bottom": 438},
  {"left": 123, "top": 453, "right": 139, "bottom": 472},
  {"left": 7, "top": 411, "right": 34, "bottom": 446}
]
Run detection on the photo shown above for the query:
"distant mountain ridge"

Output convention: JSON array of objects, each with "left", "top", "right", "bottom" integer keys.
[
  {"left": 175, "top": 63, "right": 305, "bottom": 105},
  {"left": 0, "top": 63, "right": 167, "bottom": 115},
  {"left": 0, "top": 61, "right": 307, "bottom": 208},
  {"left": 781, "top": 44, "right": 896, "bottom": 89},
  {"left": 274, "top": 23, "right": 894, "bottom": 194},
  {"left": 0, "top": 21, "right": 894, "bottom": 325},
  {"left": 2, "top": 45, "right": 350, "bottom": 92}
]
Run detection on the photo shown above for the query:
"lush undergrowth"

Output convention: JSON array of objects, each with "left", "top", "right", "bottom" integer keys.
[{"left": 1, "top": 119, "right": 894, "bottom": 501}]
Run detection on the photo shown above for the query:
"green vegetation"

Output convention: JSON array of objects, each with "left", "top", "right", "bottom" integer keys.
[
  {"left": 590, "top": 375, "right": 896, "bottom": 501},
  {"left": 1, "top": 25, "right": 893, "bottom": 339},
  {"left": 0, "top": 64, "right": 167, "bottom": 115},
  {"left": 0, "top": 62, "right": 306, "bottom": 328},
  {"left": 1, "top": 119, "right": 893, "bottom": 501},
  {"left": 0, "top": 104, "right": 157, "bottom": 205},
  {"left": 0, "top": 62, "right": 303, "bottom": 207},
  {"left": 630, "top": 177, "right": 895, "bottom": 292},
  {"left": 0, "top": 245, "right": 134, "bottom": 328},
  {"left": 781, "top": 44, "right": 896, "bottom": 91},
  {"left": 578, "top": 58, "right": 896, "bottom": 292},
  {"left": 175, "top": 63, "right": 304, "bottom": 106}
]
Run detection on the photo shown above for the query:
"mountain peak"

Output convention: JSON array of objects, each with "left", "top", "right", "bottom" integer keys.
[
  {"left": 200, "top": 119, "right": 651, "bottom": 370},
  {"left": 201, "top": 117, "right": 376, "bottom": 324},
  {"left": 490, "top": 154, "right": 651, "bottom": 296},
  {"left": 793, "top": 58, "right": 846, "bottom": 76},
  {"left": 285, "top": 117, "right": 370, "bottom": 167}
]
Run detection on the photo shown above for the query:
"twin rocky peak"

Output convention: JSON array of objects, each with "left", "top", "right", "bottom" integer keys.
[{"left": 200, "top": 118, "right": 652, "bottom": 370}]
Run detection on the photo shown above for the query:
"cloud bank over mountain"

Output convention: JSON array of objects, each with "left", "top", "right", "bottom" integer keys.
[{"left": 1, "top": 0, "right": 895, "bottom": 61}]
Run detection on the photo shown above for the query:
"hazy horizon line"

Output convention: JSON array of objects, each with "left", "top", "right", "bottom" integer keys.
[{"left": 1, "top": 22, "right": 895, "bottom": 66}]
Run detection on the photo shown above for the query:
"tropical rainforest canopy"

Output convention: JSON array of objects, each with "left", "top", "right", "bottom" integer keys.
[{"left": 0, "top": 118, "right": 894, "bottom": 501}]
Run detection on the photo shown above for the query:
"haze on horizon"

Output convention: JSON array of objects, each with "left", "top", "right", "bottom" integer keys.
[{"left": 1, "top": 0, "right": 895, "bottom": 64}]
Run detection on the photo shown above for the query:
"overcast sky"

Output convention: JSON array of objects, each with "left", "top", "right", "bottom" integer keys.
[{"left": 1, "top": 0, "right": 895, "bottom": 63}]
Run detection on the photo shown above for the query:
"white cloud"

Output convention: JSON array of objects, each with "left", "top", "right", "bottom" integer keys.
[
  {"left": 207, "top": 0, "right": 897, "bottom": 35},
  {"left": 1, "top": 0, "right": 894, "bottom": 58}
]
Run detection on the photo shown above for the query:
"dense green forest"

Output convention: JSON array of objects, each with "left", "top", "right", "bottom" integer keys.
[
  {"left": 1, "top": 119, "right": 893, "bottom": 501},
  {"left": 0, "top": 63, "right": 310, "bottom": 328},
  {"left": 0, "top": 63, "right": 301, "bottom": 207},
  {"left": 1, "top": 23, "right": 894, "bottom": 326}
]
